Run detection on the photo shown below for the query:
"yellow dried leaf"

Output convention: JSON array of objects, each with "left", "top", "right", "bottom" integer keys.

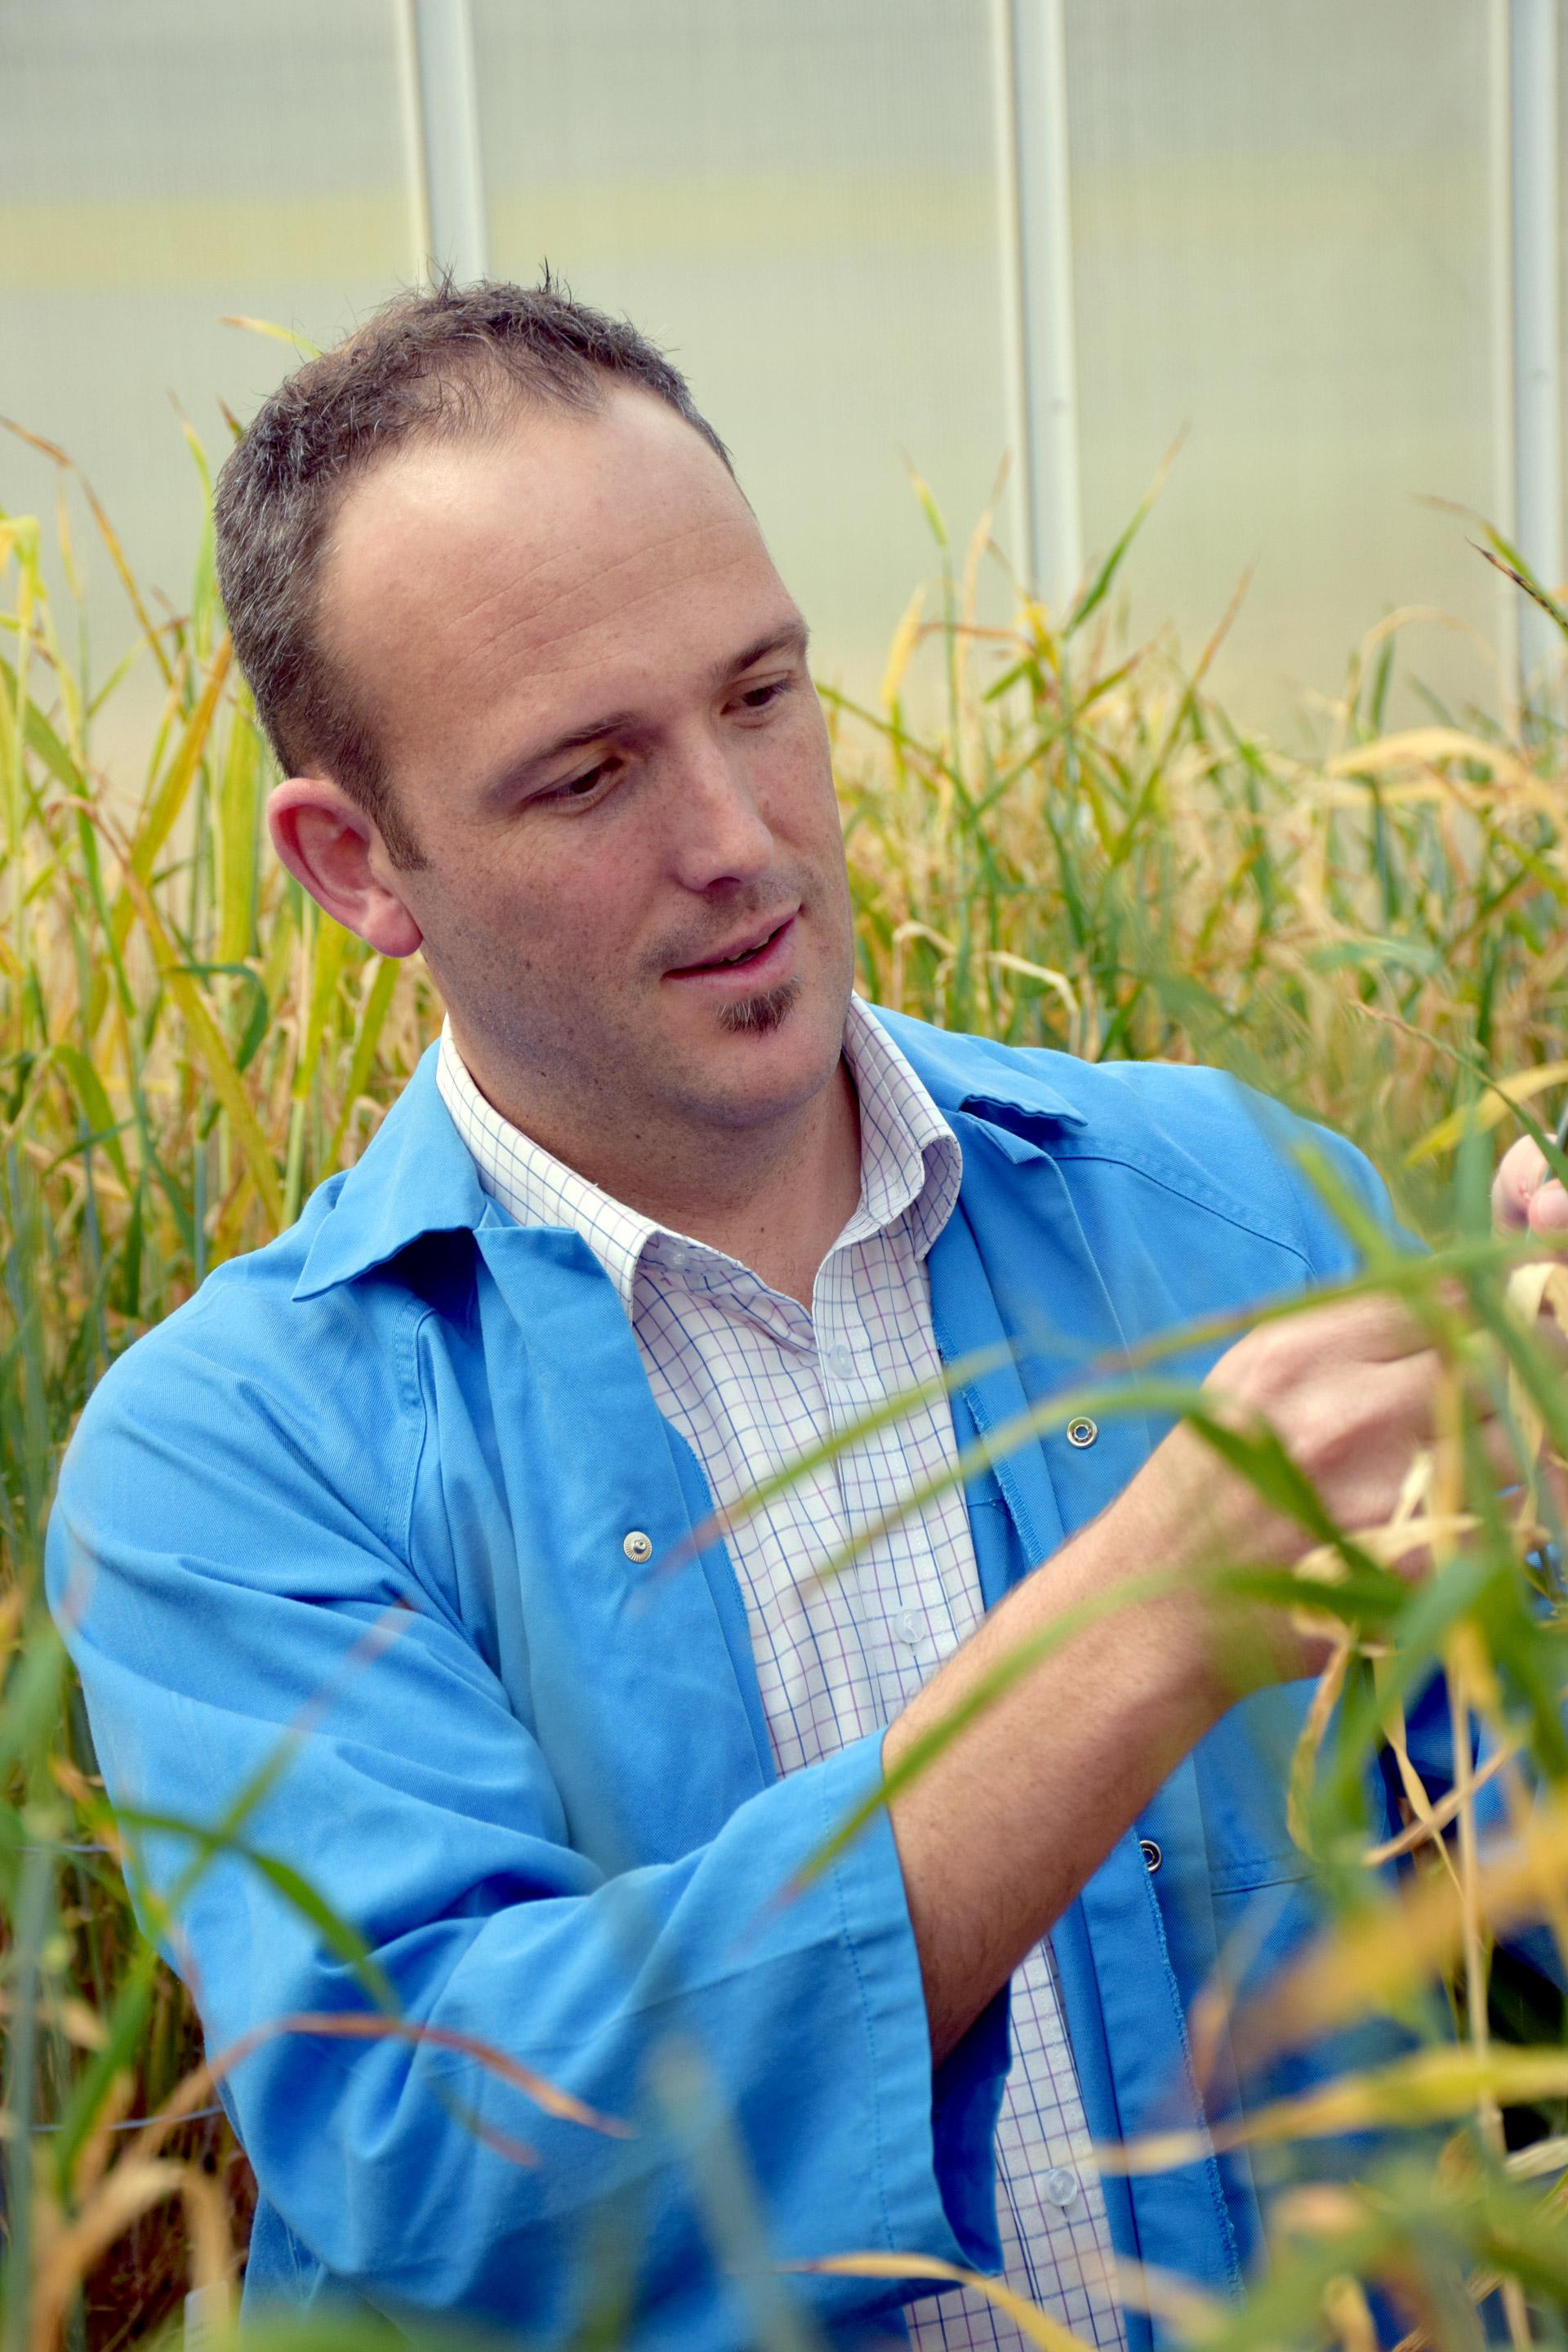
[{"left": 880, "top": 584, "right": 926, "bottom": 710}]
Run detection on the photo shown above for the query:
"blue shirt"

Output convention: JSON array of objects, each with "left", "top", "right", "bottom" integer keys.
[{"left": 48, "top": 1012, "right": 1460, "bottom": 2349}]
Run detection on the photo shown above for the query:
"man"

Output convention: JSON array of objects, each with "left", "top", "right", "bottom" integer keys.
[{"left": 47, "top": 280, "right": 1557, "bottom": 2350}]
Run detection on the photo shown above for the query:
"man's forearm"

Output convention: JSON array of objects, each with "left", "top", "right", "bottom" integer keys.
[{"left": 884, "top": 1485, "right": 1227, "bottom": 2065}]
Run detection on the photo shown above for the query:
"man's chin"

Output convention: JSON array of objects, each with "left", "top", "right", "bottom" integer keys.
[{"left": 667, "top": 984, "right": 847, "bottom": 1129}]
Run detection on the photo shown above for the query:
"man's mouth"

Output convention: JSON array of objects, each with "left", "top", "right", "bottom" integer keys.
[{"left": 665, "top": 911, "right": 800, "bottom": 987}]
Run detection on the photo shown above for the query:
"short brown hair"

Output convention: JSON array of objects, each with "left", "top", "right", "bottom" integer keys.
[{"left": 213, "top": 272, "right": 733, "bottom": 866}]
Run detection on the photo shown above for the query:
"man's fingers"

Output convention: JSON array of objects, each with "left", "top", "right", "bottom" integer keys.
[
  {"left": 1493, "top": 1134, "right": 1568, "bottom": 1234},
  {"left": 1493, "top": 1134, "right": 1544, "bottom": 1231},
  {"left": 1299, "top": 1288, "right": 1432, "bottom": 1365}
]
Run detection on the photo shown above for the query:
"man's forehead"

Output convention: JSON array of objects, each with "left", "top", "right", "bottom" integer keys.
[
  {"left": 319, "top": 393, "right": 787, "bottom": 763},
  {"left": 327, "top": 392, "right": 744, "bottom": 617}
]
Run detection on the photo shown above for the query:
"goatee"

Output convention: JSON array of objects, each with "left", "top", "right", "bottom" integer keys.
[{"left": 715, "top": 979, "right": 802, "bottom": 1038}]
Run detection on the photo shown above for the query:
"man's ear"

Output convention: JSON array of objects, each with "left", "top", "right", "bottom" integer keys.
[{"left": 267, "top": 778, "right": 424, "bottom": 959}]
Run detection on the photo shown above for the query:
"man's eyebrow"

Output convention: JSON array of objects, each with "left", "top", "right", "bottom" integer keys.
[
  {"left": 477, "top": 621, "right": 812, "bottom": 804},
  {"left": 718, "top": 620, "right": 811, "bottom": 683}
]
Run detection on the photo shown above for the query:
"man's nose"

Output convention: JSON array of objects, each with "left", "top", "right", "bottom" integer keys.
[{"left": 665, "top": 734, "right": 776, "bottom": 892}]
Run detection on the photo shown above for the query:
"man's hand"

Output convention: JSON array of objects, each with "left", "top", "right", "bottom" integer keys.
[
  {"left": 1494, "top": 1133, "right": 1568, "bottom": 1234},
  {"left": 1146, "top": 1287, "right": 1533, "bottom": 1683}
]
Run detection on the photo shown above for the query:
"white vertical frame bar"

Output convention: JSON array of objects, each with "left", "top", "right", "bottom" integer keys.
[
  {"left": 400, "top": 0, "right": 489, "bottom": 286},
  {"left": 989, "top": 0, "right": 1035, "bottom": 595},
  {"left": 1489, "top": 0, "right": 1521, "bottom": 709},
  {"left": 394, "top": 0, "right": 434, "bottom": 280},
  {"left": 1510, "top": 0, "right": 1563, "bottom": 684},
  {"left": 993, "top": 0, "right": 1083, "bottom": 614}
]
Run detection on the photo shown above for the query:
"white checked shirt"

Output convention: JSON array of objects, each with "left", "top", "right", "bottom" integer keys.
[{"left": 437, "top": 1001, "right": 1125, "bottom": 2352}]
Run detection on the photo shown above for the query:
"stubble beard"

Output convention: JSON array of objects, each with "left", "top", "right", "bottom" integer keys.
[{"left": 715, "top": 978, "right": 804, "bottom": 1037}]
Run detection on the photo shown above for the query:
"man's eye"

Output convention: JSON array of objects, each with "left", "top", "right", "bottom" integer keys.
[
  {"left": 545, "top": 762, "right": 612, "bottom": 804},
  {"left": 739, "top": 678, "right": 792, "bottom": 711}
]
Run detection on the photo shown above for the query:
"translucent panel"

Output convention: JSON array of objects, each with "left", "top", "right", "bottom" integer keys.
[
  {"left": 472, "top": 0, "right": 1015, "bottom": 710},
  {"left": 0, "top": 0, "right": 416, "bottom": 754},
  {"left": 1064, "top": 0, "right": 1503, "bottom": 733},
  {"left": 1, "top": 0, "right": 1530, "bottom": 747},
  {"left": 1557, "top": 0, "right": 1568, "bottom": 596}
]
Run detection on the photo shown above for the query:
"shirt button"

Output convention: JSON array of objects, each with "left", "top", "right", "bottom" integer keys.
[
  {"left": 1066, "top": 1416, "right": 1098, "bottom": 1449},
  {"left": 893, "top": 1606, "right": 927, "bottom": 1650},
  {"left": 663, "top": 1241, "right": 689, "bottom": 1272},
  {"left": 1140, "top": 1838, "right": 1162, "bottom": 1873},
  {"left": 621, "top": 1530, "right": 653, "bottom": 1563},
  {"left": 826, "top": 1342, "right": 855, "bottom": 1379},
  {"left": 1042, "top": 2167, "right": 1080, "bottom": 2209}
]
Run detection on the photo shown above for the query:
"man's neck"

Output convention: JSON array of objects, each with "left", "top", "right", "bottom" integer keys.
[
  {"left": 637, "top": 1058, "right": 862, "bottom": 1307},
  {"left": 453, "top": 1041, "right": 863, "bottom": 1309}
]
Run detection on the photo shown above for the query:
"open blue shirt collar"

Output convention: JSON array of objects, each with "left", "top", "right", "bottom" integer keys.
[{"left": 292, "top": 1005, "right": 1088, "bottom": 1303}]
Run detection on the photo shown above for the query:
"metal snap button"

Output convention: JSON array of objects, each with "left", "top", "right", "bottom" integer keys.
[
  {"left": 1066, "top": 1416, "right": 1098, "bottom": 1449},
  {"left": 622, "top": 1530, "right": 653, "bottom": 1563},
  {"left": 1139, "top": 1838, "right": 1162, "bottom": 1873}
]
